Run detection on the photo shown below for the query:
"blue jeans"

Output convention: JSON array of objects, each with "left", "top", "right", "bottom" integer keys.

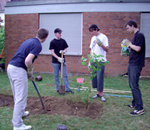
[
  {"left": 52, "top": 62, "right": 70, "bottom": 91},
  {"left": 92, "top": 62, "right": 105, "bottom": 91},
  {"left": 128, "top": 64, "right": 143, "bottom": 110}
]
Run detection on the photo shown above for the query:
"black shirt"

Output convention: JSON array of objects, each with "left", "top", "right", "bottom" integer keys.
[
  {"left": 129, "top": 31, "right": 145, "bottom": 67},
  {"left": 49, "top": 38, "right": 68, "bottom": 63}
]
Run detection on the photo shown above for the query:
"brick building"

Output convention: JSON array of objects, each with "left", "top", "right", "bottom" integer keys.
[{"left": 5, "top": 0, "right": 150, "bottom": 76}]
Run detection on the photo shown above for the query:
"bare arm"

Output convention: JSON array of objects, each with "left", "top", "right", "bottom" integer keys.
[
  {"left": 129, "top": 44, "right": 141, "bottom": 52},
  {"left": 25, "top": 53, "right": 35, "bottom": 69},
  {"left": 101, "top": 45, "right": 109, "bottom": 52},
  {"left": 51, "top": 49, "right": 59, "bottom": 59},
  {"left": 51, "top": 48, "right": 67, "bottom": 58}
]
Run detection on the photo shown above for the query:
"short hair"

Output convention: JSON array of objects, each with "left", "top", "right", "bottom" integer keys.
[
  {"left": 125, "top": 20, "right": 138, "bottom": 28},
  {"left": 37, "top": 28, "right": 49, "bottom": 39}
]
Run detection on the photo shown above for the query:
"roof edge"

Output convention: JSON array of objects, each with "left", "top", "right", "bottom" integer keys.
[{"left": 6, "top": 0, "right": 150, "bottom": 7}]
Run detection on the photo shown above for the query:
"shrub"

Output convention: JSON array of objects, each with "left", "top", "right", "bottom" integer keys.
[
  {"left": 0, "top": 27, "right": 5, "bottom": 51},
  {"left": 81, "top": 53, "right": 109, "bottom": 110},
  {"left": 0, "top": 26, "right": 5, "bottom": 64}
]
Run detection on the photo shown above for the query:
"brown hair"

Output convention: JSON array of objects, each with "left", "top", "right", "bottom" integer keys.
[
  {"left": 125, "top": 20, "right": 138, "bottom": 28},
  {"left": 37, "top": 28, "right": 49, "bottom": 39}
]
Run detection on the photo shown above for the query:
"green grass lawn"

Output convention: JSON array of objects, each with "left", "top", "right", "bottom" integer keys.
[{"left": 0, "top": 72, "right": 150, "bottom": 130}]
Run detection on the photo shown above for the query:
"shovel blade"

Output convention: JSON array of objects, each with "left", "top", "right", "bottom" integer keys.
[{"left": 59, "top": 85, "right": 65, "bottom": 95}]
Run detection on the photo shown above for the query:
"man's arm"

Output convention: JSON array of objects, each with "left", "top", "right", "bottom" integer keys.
[
  {"left": 51, "top": 49, "right": 59, "bottom": 59},
  {"left": 51, "top": 49, "right": 64, "bottom": 63},
  {"left": 101, "top": 45, "right": 109, "bottom": 52},
  {"left": 129, "top": 44, "right": 141, "bottom": 52},
  {"left": 121, "top": 38, "right": 141, "bottom": 52},
  {"left": 25, "top": 53, "right": 35, "bottom": 69},
  {"left": 96, "top": 35, "right": 109, "bottom": 52},
  {"left": 25, "top": 53, "right": 35, "bottom": 81}
]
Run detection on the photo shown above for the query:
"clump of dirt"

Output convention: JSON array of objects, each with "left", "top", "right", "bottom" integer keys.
[{"left": 0, "top": 94, "right": 103, "bottom": 119}]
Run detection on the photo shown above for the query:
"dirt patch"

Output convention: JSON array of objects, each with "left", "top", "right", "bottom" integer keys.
[{"left": 0, "top": 94, "right": 103, "bottom": 119}]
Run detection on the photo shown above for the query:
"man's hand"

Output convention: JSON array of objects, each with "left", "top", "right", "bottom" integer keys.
[
  {"left": 27, "top": 67, "right": 34, "bottom": 81},
  {"left": 121, "top": 39, "right": 131, "bottom": 48},
  {"left": 95, "top": 38, "right": 103, "bottom": 46},
  {"left": 59, "top": 50, "right": 66, "bottom": 54},
  {"left": 57, "top": 57, "right": 64, "bottom": 63}
]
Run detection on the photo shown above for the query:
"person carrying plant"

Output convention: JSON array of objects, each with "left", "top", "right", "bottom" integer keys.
[
  {"left": 88, "top": 24, "right": 109, "bottom": 101},
  {"left": 7, "top": 28, "right": 49, "bottom": 130},
  {"left": 124, "top": 20, "right": 145, "bottom": 116}
]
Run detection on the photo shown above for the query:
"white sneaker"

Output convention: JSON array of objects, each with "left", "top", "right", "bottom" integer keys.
[
  {"left": 101, "top": 96, "right": 106, "bottom": 102},
  {"left": 13, "top": 124, "right": 32, "bottom": 130},
  {"left": 92, "top": 94, "right": 100, "bottom": 98},
  {"left": 22, "top": 111, "right": 29, "bottom": 117}
]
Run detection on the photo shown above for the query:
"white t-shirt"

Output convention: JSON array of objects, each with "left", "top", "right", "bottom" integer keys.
[{"left": 89, "top": 33, "right": 109, "bottom": 62}]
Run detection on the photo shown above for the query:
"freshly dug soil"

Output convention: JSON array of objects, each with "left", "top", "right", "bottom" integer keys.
[{"left": 0, "top": 94, "right": 103, "bottom": 119}]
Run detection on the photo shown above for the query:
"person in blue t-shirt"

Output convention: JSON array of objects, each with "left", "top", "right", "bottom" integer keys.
[
  {"left": 124, "top": 20, "right": 145, "bottom": 116},
  {"left": 7, "top": 28, "right": 49, "bottom": 130}
]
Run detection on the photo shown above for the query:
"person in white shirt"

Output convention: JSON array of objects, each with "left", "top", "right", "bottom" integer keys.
[{"left": 89, "top": 24, "right": 109, "bottom": 101}]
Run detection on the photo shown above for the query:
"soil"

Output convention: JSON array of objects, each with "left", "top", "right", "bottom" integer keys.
[{"left": 0, "top": 94, "right": 103, "bottom": 119}]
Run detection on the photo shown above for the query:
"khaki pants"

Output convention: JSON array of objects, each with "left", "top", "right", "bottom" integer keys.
[{"left": 7, "top": 64, "right": 28, "bottom": 127}]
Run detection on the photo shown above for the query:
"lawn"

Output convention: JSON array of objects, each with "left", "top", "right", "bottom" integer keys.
[{"left": 0, "top": 72, "right": 150, "bottom": 130}]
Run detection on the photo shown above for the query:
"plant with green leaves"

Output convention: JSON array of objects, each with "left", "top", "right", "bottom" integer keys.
[
  {"left": 0, "top": 26, "right": 5, "bottom": 64},
  {"left": 81, "top": 53, "right": 109, "bottom": 110},
  {"left": 0, "top": 27, "right": 4, "bottom": 49}
]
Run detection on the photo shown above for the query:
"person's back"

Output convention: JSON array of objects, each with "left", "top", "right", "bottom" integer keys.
[{"left": 9, "top": 38, "right": 42, "bottom": 70}]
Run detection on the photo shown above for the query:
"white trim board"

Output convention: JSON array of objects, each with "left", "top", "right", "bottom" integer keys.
[{"left": 5, "top": 3, "right": 150, "bottom": 15}]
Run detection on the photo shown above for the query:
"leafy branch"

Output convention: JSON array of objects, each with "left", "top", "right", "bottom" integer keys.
[{"left": 81, "top": 53, "right": 109, "bottom": 110}]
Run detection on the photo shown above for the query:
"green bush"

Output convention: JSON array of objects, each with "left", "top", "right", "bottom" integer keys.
[
  {"left": 0, "top": 26, "right": 5, "bottom": 64},
  {"left": 0, "top": 27, "right": 5, "bottom": 52},
  {"left": 81, "top": 53, "right": 109, "bottom": 109}
]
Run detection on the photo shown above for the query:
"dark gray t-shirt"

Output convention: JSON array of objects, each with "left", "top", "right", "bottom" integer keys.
[{"left": 129, "top": 31, "right": 145, "bottom": 67}]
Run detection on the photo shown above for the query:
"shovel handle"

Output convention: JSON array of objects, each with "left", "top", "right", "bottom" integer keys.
[
  {"left": 61, "top": 52, "right": 63, "bottom": 79},
  {"left": 32, "top": 81, "right": 45, "bottom": 109}
]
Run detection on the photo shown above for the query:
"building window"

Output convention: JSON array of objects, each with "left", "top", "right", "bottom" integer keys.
[
  {"left": 39, "top": 13, "right": 82, "bottom": 55},
  {"left": 141, "top": 13, "right": 150, "bottom": 57}
]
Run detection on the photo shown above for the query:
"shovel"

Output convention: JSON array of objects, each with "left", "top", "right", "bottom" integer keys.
[
  {"left": 59, "top": 52, "right": 65, "bottom": 95},
  {"left": 32, "top": 81, "right": 45, "bottom": 109}
]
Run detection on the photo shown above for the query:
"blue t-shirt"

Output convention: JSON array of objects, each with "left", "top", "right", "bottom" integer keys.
[{"left": 9, "top": 38, "right": 42, "bottom": 70}]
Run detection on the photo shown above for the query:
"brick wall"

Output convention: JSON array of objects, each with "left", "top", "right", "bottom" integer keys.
[
  {"left": 5, "top": 12, "right": 150, "bottom": 76},
  {"left": 5, "top": 13, "right": 39, "bottom": 66}
]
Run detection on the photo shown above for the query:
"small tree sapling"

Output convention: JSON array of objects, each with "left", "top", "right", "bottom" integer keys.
[{"left": 81, "top": 53, "right": 109, "bottom": 110}]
